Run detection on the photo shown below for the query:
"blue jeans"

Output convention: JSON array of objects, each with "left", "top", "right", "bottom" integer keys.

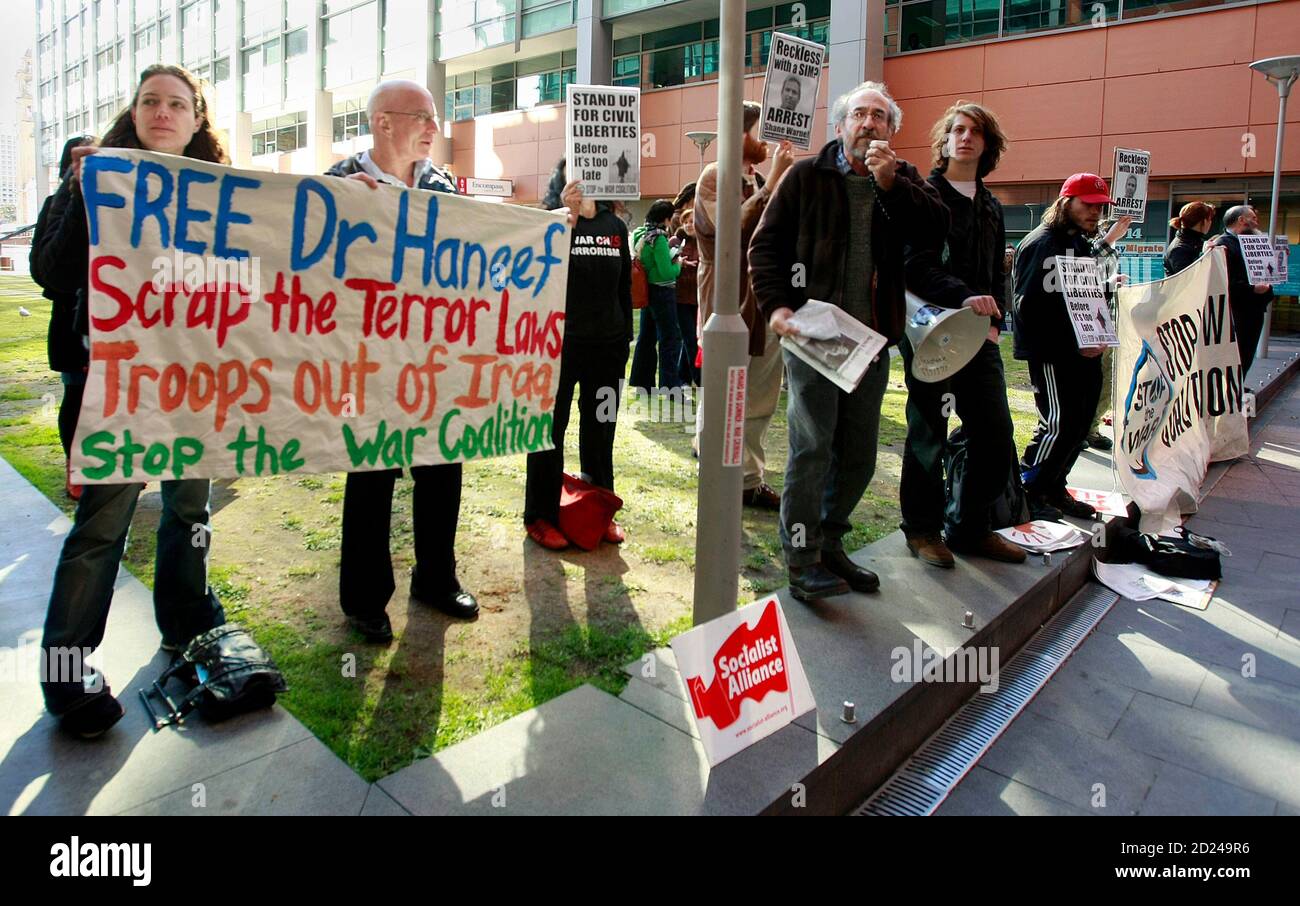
[
  {"left": 41, "top": 479, "right": 225, "bottom": 714},
  {"left": 779, "top": 348, "right": 890, "bottom": 568},
  {"left": 629, "top": 284, "right": 684, "bottom": 390}
]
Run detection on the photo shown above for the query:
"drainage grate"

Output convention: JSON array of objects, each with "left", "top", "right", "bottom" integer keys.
[{"left": 853, "top": 583, "right": 1119, "bottom": 816}]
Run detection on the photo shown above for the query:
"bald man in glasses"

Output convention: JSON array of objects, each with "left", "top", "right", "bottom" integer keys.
[{"left": 322, "top": 80, "right": 470, "bottom": 643}]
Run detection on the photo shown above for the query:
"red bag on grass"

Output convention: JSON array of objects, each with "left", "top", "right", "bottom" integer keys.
[{"left": 557, "top": 473, "right": 623, "bottom": 551}]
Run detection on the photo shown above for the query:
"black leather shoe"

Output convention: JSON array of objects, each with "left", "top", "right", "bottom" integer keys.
[
  {"left": 60, "top": 691, "right": 125, "bottom": 740},
  {"left": 821, "top": 549, "right": 880, "bottom": 593},
  {"left": 414, "top": 586, "right": 480, "bottom": 620},
  {"left": 1027, "top": 495, "right": 1063, "bottom": 522},
  {"left": 788, "top": 564, "right": 850, "bottom": 603},
  {"left": 347, "top": 613, "right": 394, "bottom": 643}
]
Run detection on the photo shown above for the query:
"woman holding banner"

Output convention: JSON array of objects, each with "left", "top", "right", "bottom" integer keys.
[
  {"left": 1164, "top": 202, "right": 1216, "bottom": 278},
  {"left": 31, "top": 64, "right": 229, "bottom": 738},
  {"left": 523, "top": 178, "right": 635, "bottom": 549}
]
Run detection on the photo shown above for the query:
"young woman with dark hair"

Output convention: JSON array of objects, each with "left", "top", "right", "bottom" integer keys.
[
  {"left": 29, "top": 63, "right": 230, "bottom": 739},
  {"left": 628, "top": 200, "right": 685, "bottom": 391}
]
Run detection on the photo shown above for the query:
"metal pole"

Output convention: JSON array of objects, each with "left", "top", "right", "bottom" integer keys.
[
  {"left": 692, "top": 0, "right": 748, "bottom": 626},
  {"left": 1258, "top": 72, "right": 1295, "bottom": 363}
]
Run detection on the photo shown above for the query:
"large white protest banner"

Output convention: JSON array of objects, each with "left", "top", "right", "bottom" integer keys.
[
  {"left": 1056, "top": 256, "right": 1118, "bottom": 347},
  {"left": 1239, "top": 233, "right": 1283, "bottom": 284},
  {"left": 759, "top": 32, "right": 825, "bottom": 149},
  {"left": 72, "top": 148, "right": 570, "bottom": 484},
  {"left": 566, "top": 84, "right": 640, "bottom": 200},
  {"left": 1111, "top": 147, "right": 1150, "bottom": 223},
  {"left": 1116, "top": 247, "right": 1249, "bottom": 532}
]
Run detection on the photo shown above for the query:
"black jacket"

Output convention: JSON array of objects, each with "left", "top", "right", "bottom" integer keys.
[
  {"left": 563, "top": 208, "right": 633, "bottom": 344},
  {"left": 1012, "top": 221, "right": 1098, "bottom": 362},
  {"left": 30, "top": 185, "right": 89, "bottom": 373},
  {"left": 904, "top": 171, "right": 1006, "bottom": 328},
  {"left": 324, "top": 152, "right": 459, "bottom": 194},
  {"left": 748, "top": 139, "right": 949, "bottom": 344},
  {"left": 1163, "top": 226, "right": 1207, "bottom": 278},
  {"left": 1213, "top": 230, "right": 1273, "bottom": 313},
  {"left": 29, "top": 178, "right": 93, "bottom": 367}
]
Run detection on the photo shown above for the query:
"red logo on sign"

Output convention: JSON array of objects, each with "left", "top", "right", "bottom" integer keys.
[{"left": 685, "top": 601, "right": 788, "bottom": 730}]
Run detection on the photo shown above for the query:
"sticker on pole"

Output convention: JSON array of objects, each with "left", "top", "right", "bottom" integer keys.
[
  {"left": 722, "top": 364, "right": 746, "bottom": 467},
  {"left": 758, "top": 32, "right": 825, "bottom": 150},
  {"left": 1239, "top": 233, "right": 1283, "bottom": 285},
  {"left": 565, "top": 84, "right": 640, "bottom": 200},
  {"left": 1111, "top": 147, "right": 1150, "bottom": 224},
  {"left": 671, "top": 596, "right": 815, "bottom": 767},
  {"left": 1056, "top": 256, "right": 1118, "bottom": 347}
]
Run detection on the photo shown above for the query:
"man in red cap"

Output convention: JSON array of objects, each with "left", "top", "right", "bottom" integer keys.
[{"left": 1011, "top": 173, "right": 1113, "bottom": 522}]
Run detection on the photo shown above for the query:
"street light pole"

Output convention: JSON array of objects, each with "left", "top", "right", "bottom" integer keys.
[
  {"left": 691, "top": 0, "right": 748, "bottom": 626},
  {"left": 685, "top": 131, "right": 717, "bottom": 174},
  {"left": 1248, "top": 55, "right": 1300, "bottom": 362}
]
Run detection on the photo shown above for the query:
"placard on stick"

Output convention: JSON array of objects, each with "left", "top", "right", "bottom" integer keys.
[
  {"left": 1239, "top": 233, "right": 1282, "bottom": 285},
  {"left": 758, "top": 32, "right": 825, "bottom": 150},
  {"left": 1056, "top": 256, "right": 1118, "bottom": 347},
  {"left": 565, "top": 84, "right": 640, "bottom": 200},
  {"left": 1111, "top": 147, "right": 1150, "bottom": 224}
]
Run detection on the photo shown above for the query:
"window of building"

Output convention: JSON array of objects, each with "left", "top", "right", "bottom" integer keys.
[
  {"left": 383, "top": 0, "right": 427, "bottom": 75},
  {"left": 332, "top": 97, "right": 370, "bottom": 141},
  {"left": 214, "top": 0, "right": 234, "bottom": 55},
  {"left": 181, "top": 0, "right": 213, "bottom": 68},
  {"left": 324, "top": 1, "right": 379, "bottom": 88},
  {"left": 522, "top": 0, "right": 574, "bottom": 38},
  {"left": 243, "top": 37, "right": 283, "bottom": 109},
  {"left": 287, "top": 0, "right": 315, "bottom": 29},
  {"left": 896, "top": 0, "right": 1000, "bottom": 52},
  {"left": 612, "top": 2, "right": 829, "bottom": 90},
  {"left": 442, "top": 53, "right": 577, "bottom": 122},
  {"left": 285, "top": 27, "right": 311, "bottom": 96},
  {"left": 242, "top": 0, "right": 283, "bottom": 44},
  {"left": 252, "top": 110, "right": 307, "bottom": 155}
]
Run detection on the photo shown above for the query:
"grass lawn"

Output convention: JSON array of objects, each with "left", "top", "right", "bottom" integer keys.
[{"left": 0, "top": 273, "right": 1040, "bottom": 781}]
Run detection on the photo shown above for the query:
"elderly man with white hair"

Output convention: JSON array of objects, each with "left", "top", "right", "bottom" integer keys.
[
  {"left": 324, "top": 79, "right": 468, "bottom": 643},
  {"left": 748, "top": 80, "right": 948, "bottom": 602}
]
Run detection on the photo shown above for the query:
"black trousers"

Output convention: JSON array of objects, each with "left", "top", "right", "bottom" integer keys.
[
  {"left": 58, "top": 378, "right": 84, "bottom": 459},
  {"left": 524, "top": 338, "right": 628, "bottom": 525},
  {"left": 899, "top": 338, "right": 1015, "bottom": 542},
  {"left": 677, "top": 302, "right": 701, "bottom": 385},
  {"left": 1233, "top": 299, "right": 1267, "bottom": 382},
  {"left": 339, "top": 462, "right": 462, "bottom": 618},
  {"left": 1020, "top": 355, "right": 1103, "bottom": 500}
]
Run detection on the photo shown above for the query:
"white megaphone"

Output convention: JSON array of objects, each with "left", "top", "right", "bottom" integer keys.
[{"left": 905, "top": 291, "right": 989, "bottom": 383}]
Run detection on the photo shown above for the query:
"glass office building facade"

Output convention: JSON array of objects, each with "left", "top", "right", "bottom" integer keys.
[{"left": 29, "top": 0, "right": 1300, "bottom": 259}]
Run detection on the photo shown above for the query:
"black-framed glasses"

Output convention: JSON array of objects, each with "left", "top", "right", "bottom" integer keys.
[{"left": 381, "top": 110, "right": 438, "bottom": 126}]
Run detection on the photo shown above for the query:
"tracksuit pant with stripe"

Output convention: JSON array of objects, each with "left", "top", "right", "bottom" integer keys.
[{"left": 1020, "top": 356, "right": 1103, "bottom": 501}]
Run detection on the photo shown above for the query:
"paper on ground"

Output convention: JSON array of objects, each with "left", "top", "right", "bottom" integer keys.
[
  {"left": 1092, "top": 558, "right": 1214, "bottom": 610},
  {"left": 1067, "top": 487, "right": 1129, "bottom": 517}
]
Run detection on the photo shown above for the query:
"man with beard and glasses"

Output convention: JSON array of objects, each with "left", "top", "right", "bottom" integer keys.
[{"left": 749, "top": 81, "right": 948, "bottom": 601}]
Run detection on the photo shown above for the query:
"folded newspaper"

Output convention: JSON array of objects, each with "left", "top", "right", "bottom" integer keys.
[
  {"left": 780, "top": 300, "right": 887, "bottom": 393},
  {"left": 995, "top": 520, "right": 1090, "bottom": 553}
]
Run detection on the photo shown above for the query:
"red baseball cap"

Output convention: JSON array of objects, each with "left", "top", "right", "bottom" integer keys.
[{"left": 1059, "top": 173, "right": 1112, "bottom": 204}]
